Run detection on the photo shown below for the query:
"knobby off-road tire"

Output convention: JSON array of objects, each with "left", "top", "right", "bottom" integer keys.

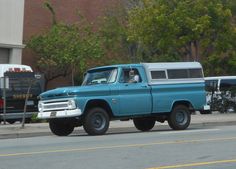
[
  {"left": 49, "top": 118, "right": 74, "bottom": 136},
  {"left": 168, "top": 105, "right": 191, "bottom": 130},
  {"left": 83, "top": 107, "right": 110, "bottom": 136},
  {"left": 133, "top": 118, "right": 156, "bottom": 131}
]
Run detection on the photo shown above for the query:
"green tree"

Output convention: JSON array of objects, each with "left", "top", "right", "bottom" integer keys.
[
  {"left": 28, "top": 23, "right": 102, "bottom": 89},
  {"left": 128, "top": 0, "right": 236, "bottom": 75},
  {"left": 99, "top": 0, "right": 143, "bottom": 63},
  {"left": 27, "top": 2, "right": 103, "bottom": 89}
]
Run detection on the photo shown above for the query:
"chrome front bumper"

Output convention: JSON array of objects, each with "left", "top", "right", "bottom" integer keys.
[
  {"left": 37, "top": 108, "right": 82, "bottom": 119},
  {"left": 37, "top": 98, "right": 82, "bottom": 119}
]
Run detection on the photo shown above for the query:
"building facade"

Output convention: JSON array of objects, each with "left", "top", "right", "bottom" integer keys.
[
  {"left": 23, "top": 0, "right": 113, "bottom": 66},
  {"left": 0, "top": 0, "right": 25, "bottom": 64},
  {"left": 0, "top": 0, "right": 115, "bottom": 88},
  {"left": 23, "top": 0, "right": 114, "bottom": 89}
]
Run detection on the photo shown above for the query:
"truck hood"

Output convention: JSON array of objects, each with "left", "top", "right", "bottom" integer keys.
[{"left": 40, "top": 85, "right": 110, "bottom": 100}]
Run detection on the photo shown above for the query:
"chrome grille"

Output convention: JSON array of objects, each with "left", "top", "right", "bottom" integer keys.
[
  {"left": 41, "top": 100, "right": 70, "bottom": 112},
  {"left": 43, "top": 103, "right": 68, "bottom": 110}
]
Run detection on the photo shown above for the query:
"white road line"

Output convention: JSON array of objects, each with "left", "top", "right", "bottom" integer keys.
[{"left": 160, "top": 129, "right": 220, "bottom": 134}]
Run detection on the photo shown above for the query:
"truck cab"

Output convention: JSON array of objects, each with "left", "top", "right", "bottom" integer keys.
[{"left": 38, "top": 62, "right": 208, "bottom": 136}]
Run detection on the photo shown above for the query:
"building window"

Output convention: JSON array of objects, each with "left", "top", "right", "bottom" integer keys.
[{"left": 0, "top": 48, "right": 10, "bottom": 63}]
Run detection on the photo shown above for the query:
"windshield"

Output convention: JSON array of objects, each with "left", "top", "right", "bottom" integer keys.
[{"left": 82, "top": 68, "right": 118, "bottom": 86}]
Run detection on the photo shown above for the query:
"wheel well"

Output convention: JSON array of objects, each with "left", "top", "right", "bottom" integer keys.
[
  {"left": 84, "top": 100, "right": 113, "bottom": 118},
  {"left": 172, "top": 101, "right": 194, "bottom": 111}
]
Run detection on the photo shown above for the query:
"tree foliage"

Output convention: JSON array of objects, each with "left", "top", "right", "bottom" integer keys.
[
  {"left": 28, "top": 0, "right": 236, "bottom": 87},
  {"left": 27, "top": 2, "right": 103, "bottom": 89},
  {"left": 127, "top": 0, "right": 236, "bottom": 75},
  {"left": 28, "top": 23, "right": 103, "bottom": 89},
  {"left": 99, "top": 1, "right": 143, "bottom": 63}
]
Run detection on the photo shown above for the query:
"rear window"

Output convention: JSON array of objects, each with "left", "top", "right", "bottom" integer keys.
[
  {"left": 2, "top": 72, "right": 42, "bottom": 97},
  {"left": 8, "top": 78, "right": 41, "bottom": 94}
]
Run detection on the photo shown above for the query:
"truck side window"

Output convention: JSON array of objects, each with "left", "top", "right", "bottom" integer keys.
[
  {"left": 151, "top": 70, "right": 166, "bottom": 79},
  {"left": 167, "top": 68, "right": 203, "bottom": 79},
  {"left": 189, "top": 69, "right": 203, "bottom": 78},
  {"left": 120, "top": 68, "right": 141, "bottom": 83},
  {"left": 168, "top": 69, "right": 188, "bottom": 79}
]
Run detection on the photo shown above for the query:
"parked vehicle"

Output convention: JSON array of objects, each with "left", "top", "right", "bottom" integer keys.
[
  {"left": 38, "top": 62, "right": 209, "bottom": 136},
  {"left": 0, "top": 64, "right": 43, "bottom": 124},
  {"left": 0, "top": 64, "right": 32, "bottom": 77},
  {"left": 201, "top": 76, "right": 236, "bottom": 114}
]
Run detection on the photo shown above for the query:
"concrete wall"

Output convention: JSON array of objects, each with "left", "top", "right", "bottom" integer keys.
[{"left": 0, "top": 0, "right": 25, "bottom": 64}]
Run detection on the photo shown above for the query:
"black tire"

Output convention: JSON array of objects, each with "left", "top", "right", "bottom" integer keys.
[
  {"left": 49, "top": 118, "right": 74, "bottom": 136},
  {"left": 83, "top": 107, "right": 110, "bottom": 136},
  {"left": 168, "top": 105, "right": 191, "bottom": 130},
  {"left": 133, "top": 118, "right": 155, "bottom": 131},
  {"left": 200, "top": 110, "right": 212, "bottom": 114},
  {"left": 6, "top": 119, "right": 17, "bottom": 124}
]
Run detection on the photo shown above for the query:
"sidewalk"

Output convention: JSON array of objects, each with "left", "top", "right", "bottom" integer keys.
[{"left": 1, "top": 112, "right": 236, "bottom": 139}]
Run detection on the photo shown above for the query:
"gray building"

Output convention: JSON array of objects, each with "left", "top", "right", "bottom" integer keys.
[{"left": 0, "top": 0, "right": 25, "bottom": 64}]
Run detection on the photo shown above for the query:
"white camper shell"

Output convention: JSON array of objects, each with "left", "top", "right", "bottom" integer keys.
[{"left": 142, "top": 62, "right": 204, "bottom": 85}]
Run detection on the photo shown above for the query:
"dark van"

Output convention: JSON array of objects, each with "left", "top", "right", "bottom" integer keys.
[{"left": 0, "top": 67, "right": 43, "bottom": 124}]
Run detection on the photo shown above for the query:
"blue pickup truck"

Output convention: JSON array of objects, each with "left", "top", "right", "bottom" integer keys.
[{"left": 38, "top": 62, "right": 209, "bottom": 136}]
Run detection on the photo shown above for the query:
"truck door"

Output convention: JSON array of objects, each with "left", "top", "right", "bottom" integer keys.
[{"left": 118, "top": 67, "right": 152, "bottom": 116}]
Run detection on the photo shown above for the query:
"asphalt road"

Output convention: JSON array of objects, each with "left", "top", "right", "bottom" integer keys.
[{"left": 0, "top": 124, "right": 236, "bottom": 169}]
